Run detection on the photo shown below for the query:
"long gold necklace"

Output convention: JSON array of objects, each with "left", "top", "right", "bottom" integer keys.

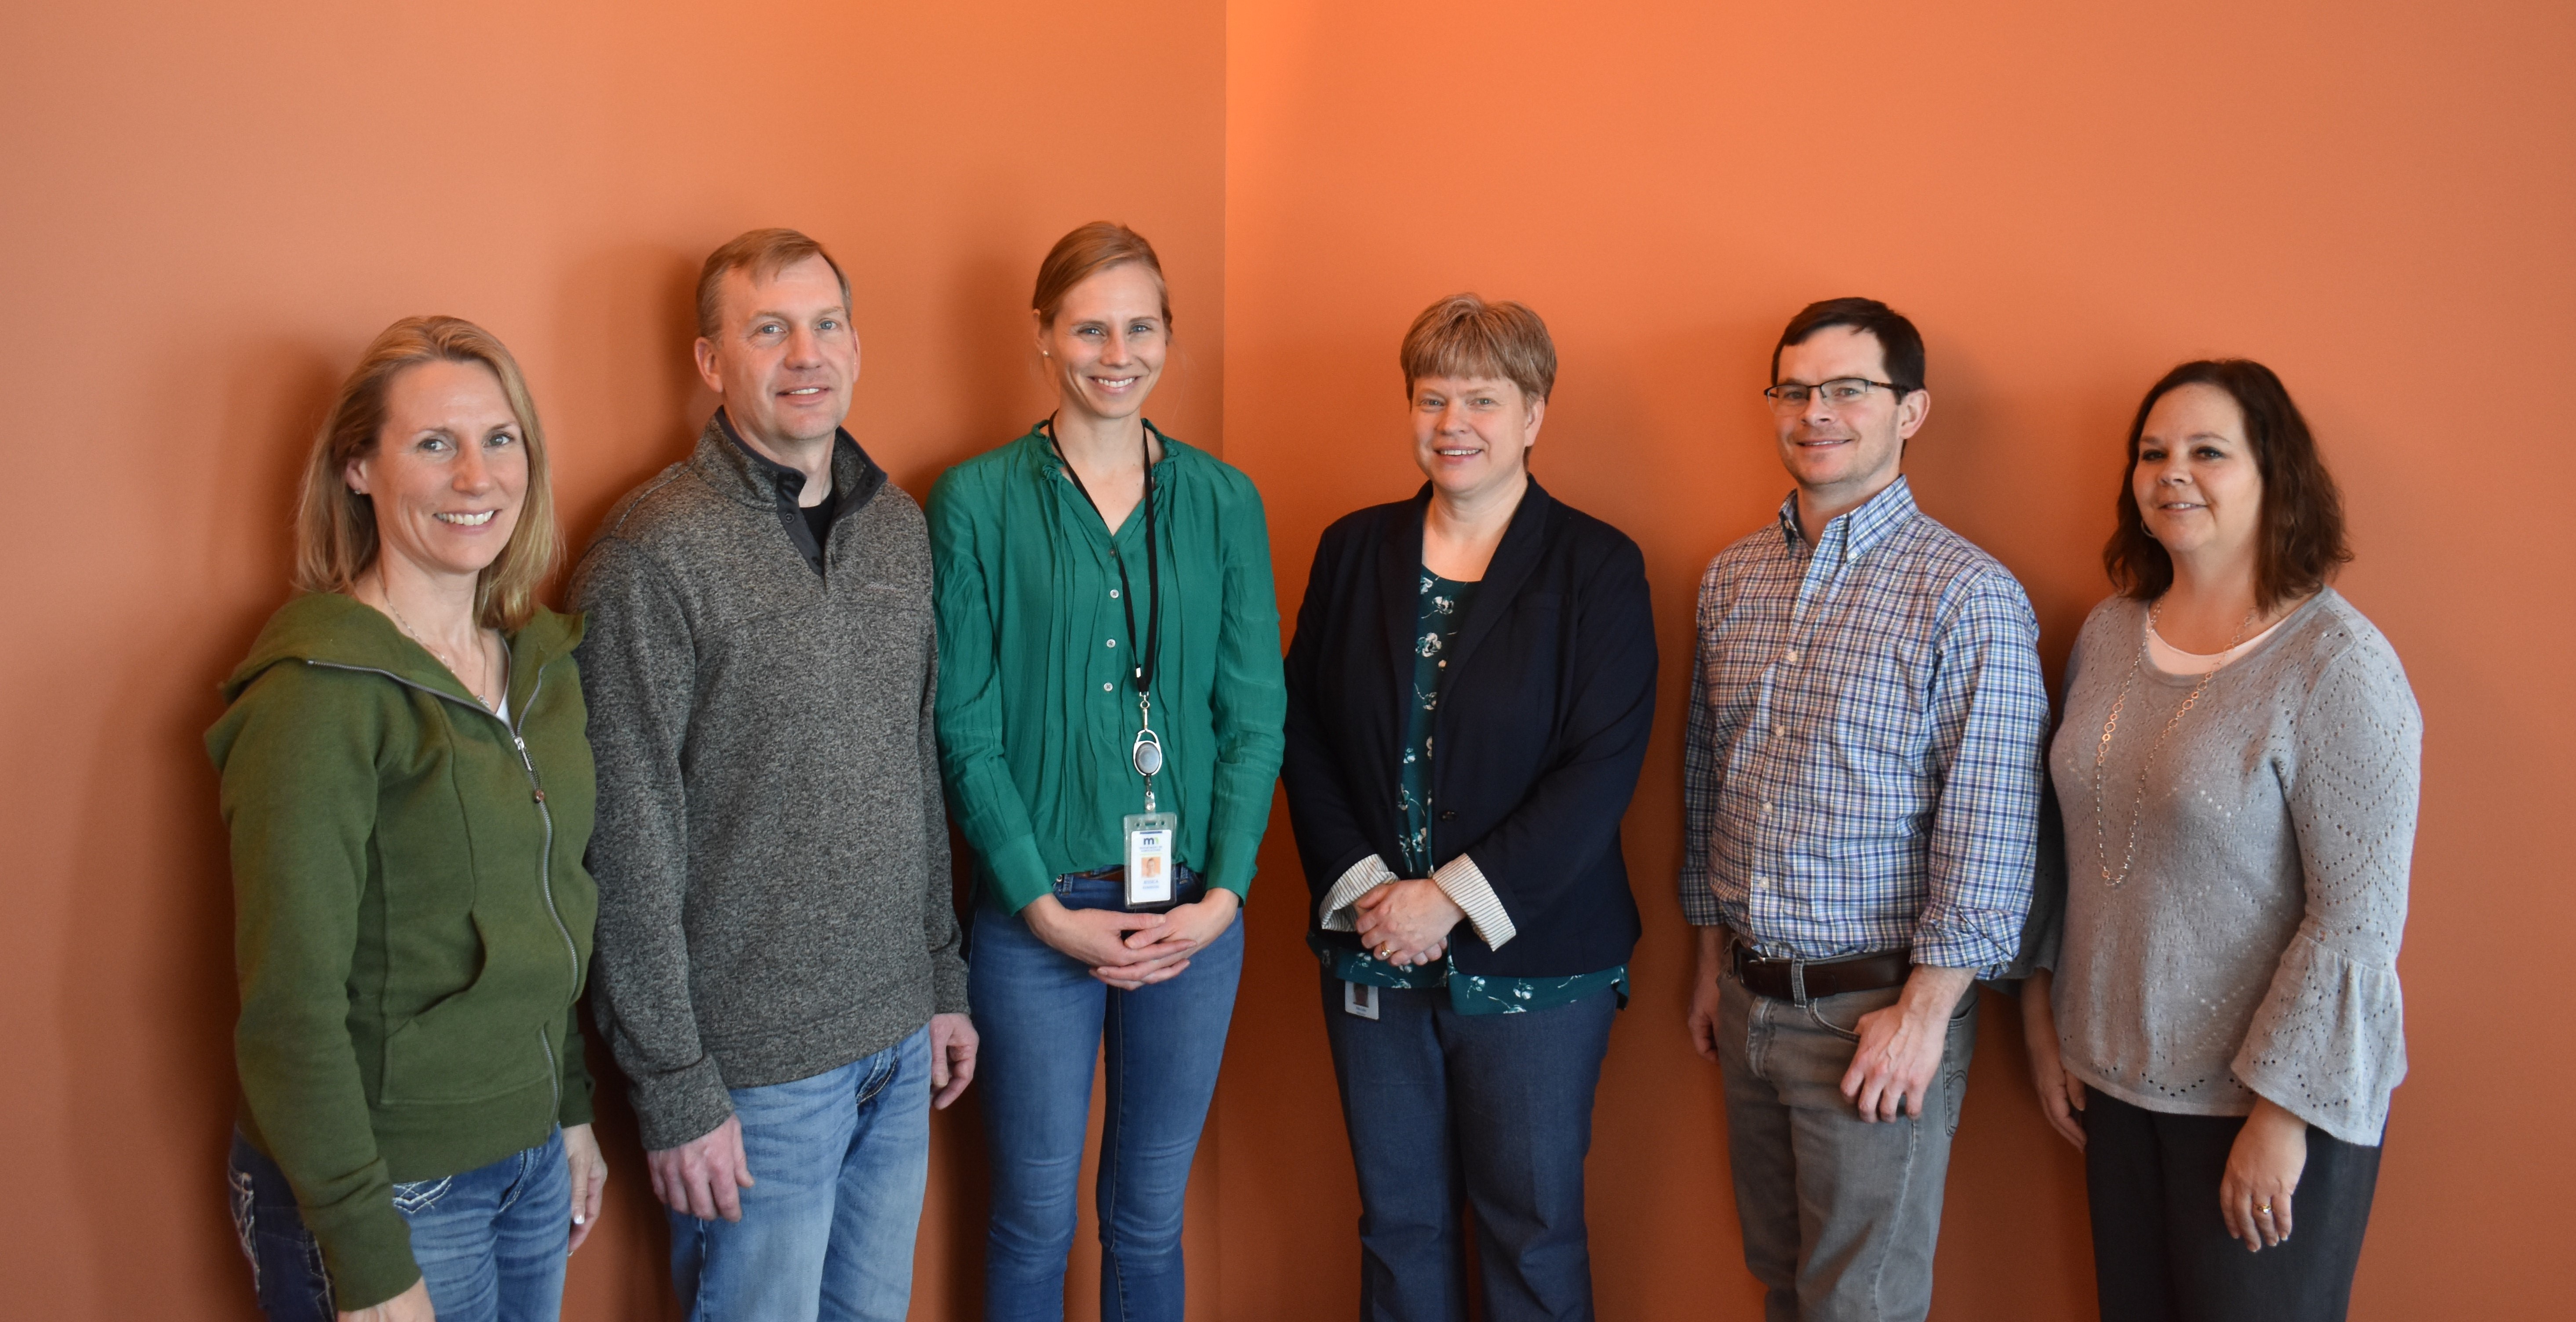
[
  {"left": 2089, "top": 599, "right": 2256, "bottom": 888},
  {"left": 379, "top": 580, "right": 502, "bottom": 710}
]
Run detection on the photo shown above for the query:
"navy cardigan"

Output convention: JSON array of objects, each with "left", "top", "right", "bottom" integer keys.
[{"left": 1281, "top": 478, "right": 1656, "bottom": 979}]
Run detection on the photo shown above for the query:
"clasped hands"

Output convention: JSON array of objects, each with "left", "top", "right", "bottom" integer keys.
[
  {"left": 1024, "top": 888, "right": 1240, "bottom": 991},
  {"left": 1352, "top": 878, "right": 1462, "bottom": 968}
]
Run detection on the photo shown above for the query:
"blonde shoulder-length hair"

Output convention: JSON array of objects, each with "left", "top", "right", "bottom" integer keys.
[{"left": 292, "top": 315, "right": 560, "bottom": 630}]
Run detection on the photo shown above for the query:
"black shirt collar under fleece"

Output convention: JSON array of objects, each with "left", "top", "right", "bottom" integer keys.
[{"left": 713, "top": 408, "right": 880, "bottom": 575}]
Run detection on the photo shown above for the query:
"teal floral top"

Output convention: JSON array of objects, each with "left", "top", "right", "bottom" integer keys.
[{"left": 1317, "top": 569, "right": 1627, "bottom": 1014}]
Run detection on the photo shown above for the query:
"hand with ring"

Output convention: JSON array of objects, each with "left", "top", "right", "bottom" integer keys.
[{"left": 1353, "top": 879, "right": 1463, "bottom": 968}]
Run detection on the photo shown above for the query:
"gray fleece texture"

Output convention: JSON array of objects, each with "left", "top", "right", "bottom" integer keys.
[{"left": 570, "top": 414, "right": 968, "bottom": 1151}]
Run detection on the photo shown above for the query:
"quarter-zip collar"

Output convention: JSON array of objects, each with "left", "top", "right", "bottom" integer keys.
[{"left": 698, "top": 409, "right": 887, "bottom": 574}]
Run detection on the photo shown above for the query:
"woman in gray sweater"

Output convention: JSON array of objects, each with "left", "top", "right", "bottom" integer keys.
[{"left": 2020, "top": 360, "right": 2419, "bottom": 1322}]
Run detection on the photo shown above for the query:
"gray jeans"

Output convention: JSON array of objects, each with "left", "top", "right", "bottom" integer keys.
[{"left": 1715, "top": 964, "right": 1977, "bottom": 1322}]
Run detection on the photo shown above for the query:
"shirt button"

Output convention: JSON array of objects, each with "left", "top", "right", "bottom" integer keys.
[
  {"left": 1773, "top": 724, "right": 1786, "bottom": 738},
  {"left": 1110, "top": 589, "right": 1120, "bottom": 599},
  {"left": 1784, "top": 649, "right": 1799, "bottom": 664},
  {"left": 1437, "top": 659, "right": 1447, "bottom": 668},
  {"left": 1752, "top": 875, "right": 1767, "bottom": 889},
  {"left": 1106, "top": 639, "right": 1117, "bottom": 648},
  {"left": 1103, "top": 682, "right": 1114, "bottom": 692}
]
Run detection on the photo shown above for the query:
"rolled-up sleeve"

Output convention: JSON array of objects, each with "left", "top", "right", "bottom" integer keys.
[{"left": 1911, "top": 570, "right": 2048, "bottom": 971}]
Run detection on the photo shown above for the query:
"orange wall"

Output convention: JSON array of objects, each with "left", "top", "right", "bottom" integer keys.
[
  {"left": 4, "top": 1, "right": 2571, "bottom": 1318},
  {"left": 0, "top": 2, "right": 1225, "bottom": 1317},
  {"left": 1216, "top": 1, "right": 2573, "bottom": 1318}
]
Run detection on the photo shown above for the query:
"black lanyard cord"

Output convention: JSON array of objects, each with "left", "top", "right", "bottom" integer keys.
[{"left": 1045, "top": 419, "right": 1161, "bottom": 707}]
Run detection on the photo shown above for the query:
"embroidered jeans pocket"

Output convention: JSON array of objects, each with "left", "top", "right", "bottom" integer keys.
[
  {"left": 391, "top": 1175, "right": 455, "bottom": 1216},
  {"left": 227, "top": 1167, "right": 258, "bottom": 1274}
]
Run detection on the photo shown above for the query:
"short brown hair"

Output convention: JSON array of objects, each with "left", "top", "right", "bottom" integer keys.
[
  {"left": 292, "top": 316, "right": 560, "bottom": 630},
  {"left": 696, "top": 228, "right": 851, "bottom": 339},
  {"left": 1400, "top": 294, "right": 1556, "bottom": 403},
  {"left": 1772, "top": 296, "right": 1925, "bottom": 396},
  {"left": 2105, "top": 358, "right": 2352, "bottom": 609},
  {"left": 1033, "top": 222, "right": 1171, "bottom": 330}
]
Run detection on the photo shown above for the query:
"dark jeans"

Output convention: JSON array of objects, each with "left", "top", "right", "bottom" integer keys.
[
  {"left": 2085, "top": 1087, "right": 2383, "bottom": 1322},
  {"left": 226, "top": 1127, "right": 569, "bottom": 1322},
  {"left": 969, "top": 868, "right": 1242, "bottom": 1322},
  {"left": 1318, "top": 971, "right": 1617, "bottom": 1322}
]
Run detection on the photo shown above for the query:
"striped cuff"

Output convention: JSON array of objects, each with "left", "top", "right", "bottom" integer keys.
[
  {"left": 1318, "top": 853, "right": 1398, "bottom": 931},
  {"left": 1432, "top": 853, "right": 1516, "bottom": 951}
]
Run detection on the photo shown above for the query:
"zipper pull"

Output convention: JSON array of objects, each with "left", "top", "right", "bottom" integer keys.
[{"left": 532, "top": 789, "right": 547, "bottom": 803}]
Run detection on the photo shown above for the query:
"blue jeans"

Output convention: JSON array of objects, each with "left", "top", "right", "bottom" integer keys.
[
  {"left": 226, "top": 1127, "right": 570, "bottom": 1322},
  {"left": 1319, "top": 972, "right": 1617, "bottom": 1322},
  {"left": 970, "top": 869, "right": 1244, "bottom": 1322},
  {"left": 671, "top": 1025, "right": 933, "bottom": 1322}
]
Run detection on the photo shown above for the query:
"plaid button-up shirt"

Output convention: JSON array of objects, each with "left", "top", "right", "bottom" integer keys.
[{"left": 1679, "top": 478, "right": 2046, "bottom": 971}]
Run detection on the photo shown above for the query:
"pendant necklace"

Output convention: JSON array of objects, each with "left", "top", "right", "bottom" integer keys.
[
  {"left": 2089, "top": 598, "right": 2256, "bottom": 888},
  {"left": 381, "top": 579, "right": 503, "bottom": 711}
]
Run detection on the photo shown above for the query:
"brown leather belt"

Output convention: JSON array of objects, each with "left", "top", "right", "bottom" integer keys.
[{"left": 1727, "top": 934, "right": 1910, "bottom": 1002}]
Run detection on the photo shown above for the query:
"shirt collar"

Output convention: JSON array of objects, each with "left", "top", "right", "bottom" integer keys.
[
  {"left": 1774, "top": 475, "right": 1917, "bottom": 558},
  {"left": 716, "top": 408, "right": 827, "bottom": 505}
]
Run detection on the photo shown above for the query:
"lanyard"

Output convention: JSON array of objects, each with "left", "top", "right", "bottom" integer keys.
[{"left": 1045, "top": 419, "right": 1165, "bottom": 790}]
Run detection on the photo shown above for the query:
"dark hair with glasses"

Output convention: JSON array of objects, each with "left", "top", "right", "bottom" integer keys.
[
  {"left": 1769, "top": 296, "right": 1926, "bottom": 396},
  {"left": 2105, "top": 358, "right": 2352, "bottom": 609}
]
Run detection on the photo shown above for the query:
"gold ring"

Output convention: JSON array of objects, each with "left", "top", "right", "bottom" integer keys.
[
  {"left": 1377, "top": 946, "right": 1394, "bottom": 961},
  {"left": 2258, "top": 1204, "right": 2273, "bottom": 1216}
]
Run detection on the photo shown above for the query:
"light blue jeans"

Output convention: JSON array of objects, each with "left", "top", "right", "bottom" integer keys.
[
  {"left": 227, "top": 1126, "right": 570, "bottom": 1322},
  {"left": 669, "top": 1025, "right": 933, "bottom": 1322},
  {"left": 970, "top": 869, "right": 1243, "bottom": 1322}
]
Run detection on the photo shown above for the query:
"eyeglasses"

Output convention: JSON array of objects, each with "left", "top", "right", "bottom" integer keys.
[{"left": 1762, "top": 378, "right": 1900, "bottom": 411}]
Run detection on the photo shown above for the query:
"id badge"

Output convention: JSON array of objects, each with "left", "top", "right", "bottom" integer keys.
[
  {"left": 1342, "top": 980, "right": 1380, "bottom": 1020},
  {"left": 1122, "top": 812, "right": 1177, "bottom": 908}
]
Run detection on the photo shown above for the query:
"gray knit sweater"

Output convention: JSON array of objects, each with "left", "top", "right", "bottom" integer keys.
[
  {"left": 2033, "top": 589, "right": 2417, "bottom": 1147},
  {"left": 570, "top": 415, "right": 969, "bottom": 1150}
]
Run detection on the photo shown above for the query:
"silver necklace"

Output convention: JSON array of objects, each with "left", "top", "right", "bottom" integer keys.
[
  {"left": 382, "top": 586, "right": 501, "bottom": 710},
  {"left": 2089, "top": 599, "right": 2256, "bottom": 888}
]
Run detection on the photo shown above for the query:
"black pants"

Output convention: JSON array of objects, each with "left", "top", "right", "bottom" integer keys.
[{"left": 2085, "top": 1087, "right": 2383, "bottom": 1322}]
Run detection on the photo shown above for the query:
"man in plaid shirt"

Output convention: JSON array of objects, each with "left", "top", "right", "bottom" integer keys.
[{"left": 1681, "top": 298, "right": 2046, "bottom": 1322}]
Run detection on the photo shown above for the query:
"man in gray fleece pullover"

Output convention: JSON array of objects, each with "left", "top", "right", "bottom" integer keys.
[{"left": 571, "top": 229, "right": 972, "bottom": 1322}]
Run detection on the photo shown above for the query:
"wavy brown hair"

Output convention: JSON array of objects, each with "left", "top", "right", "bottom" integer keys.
[
  {"left": 292, "top": 316, "right": 559, "bottom": 630},
  {"left": 2105, "top": 358, "right": 2350, "bottom": 609}
]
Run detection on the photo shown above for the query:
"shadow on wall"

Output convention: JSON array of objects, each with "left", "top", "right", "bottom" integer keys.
[{"left": 552, "top": 243, "right": 717, "bottom": 552}]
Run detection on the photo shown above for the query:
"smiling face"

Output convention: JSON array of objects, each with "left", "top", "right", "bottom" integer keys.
[
  {"left": 1411, "top": 374, "right": 1543, "bottom": 502},
  {"left": 1037, "top": 262, "right": 1168, "bottom": 425},
  {"left": 2133, "top": 381, "right": 2264, "bottom": 569},
  {"left": 346, "top": 358, "right": 528, "bottom": 582},
  {"left": 1771, "top": 324, "right": 1926, "bottom": 510},
  {"left": 694, "top": 254, "right": 859, "bottom": 452}
]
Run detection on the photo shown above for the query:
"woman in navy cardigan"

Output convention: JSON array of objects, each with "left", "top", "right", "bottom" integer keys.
[{"left": 1281, "top": 295, "right": 1657, "bottom": 1322}]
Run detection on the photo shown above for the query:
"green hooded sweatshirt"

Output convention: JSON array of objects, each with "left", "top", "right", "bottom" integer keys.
[{"left": 207, "top": 593, "right": 597, "bottom": 1308}]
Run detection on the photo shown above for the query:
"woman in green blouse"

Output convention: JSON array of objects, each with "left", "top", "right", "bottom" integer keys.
[{"left": 927, "top": 222, "right": 1285, "bottom": 1322}]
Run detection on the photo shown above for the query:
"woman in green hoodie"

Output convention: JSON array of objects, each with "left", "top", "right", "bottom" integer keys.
[{"left": 207, "top": 317, "right": 604, "bottom": 1322}]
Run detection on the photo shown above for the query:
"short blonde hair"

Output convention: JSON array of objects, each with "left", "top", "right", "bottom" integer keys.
[
  {"left": 292, "top": 316, "right": 560, "bottom": 630},
  {"left": 696, "top": 228, "right": 851, "bottom": 339},
  {"left": 1399, "top": 294, "right": 1556, "bottom": 403}
]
